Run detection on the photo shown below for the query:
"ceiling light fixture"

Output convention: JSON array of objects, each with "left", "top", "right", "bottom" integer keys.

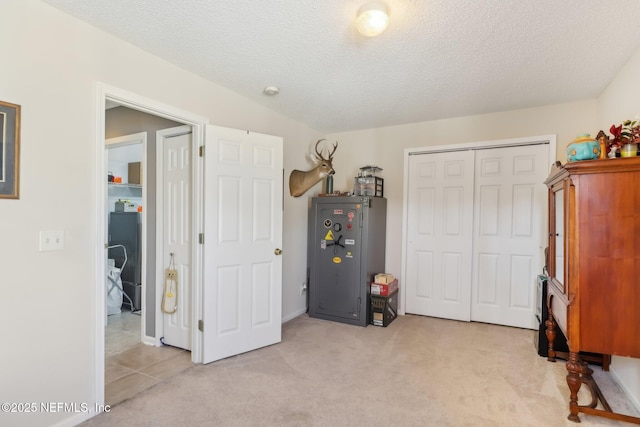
[
  {"left": 356, "top": 2, "right": 389, "bottom": 37},
  {"left": 263, "top": 86, "right": 279, "bottom": 96}
]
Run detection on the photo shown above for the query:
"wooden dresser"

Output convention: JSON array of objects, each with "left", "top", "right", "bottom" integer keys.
[{"left": 544, "top": 158, "right": 640, "bottom": 424}]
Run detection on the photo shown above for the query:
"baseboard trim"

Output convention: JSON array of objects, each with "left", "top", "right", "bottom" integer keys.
[
  {"left": 49, "top": 408, "right": 98, "bottom": 427},
  {"left": 282, "top": 307, "right": 307, "bottom": 324},
  {"left": 142, "top": 335, "right": 156, "bottom": 346},
  {"left": 609, "top": 364, "right": 640, "bottom": 414}
]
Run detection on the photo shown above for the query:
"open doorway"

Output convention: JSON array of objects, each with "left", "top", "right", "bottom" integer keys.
[
  {"left": 105, "top": 132, "right": 145, "bottom": 356},
  {"left": 95, "top": 83, "right": 284, "bottom": 411},
  {"left": 98, "top": 88, "right": 208, "bottom": 407},
  {"left": 104, "top": 105, "right": 184, "bottom": 344}
]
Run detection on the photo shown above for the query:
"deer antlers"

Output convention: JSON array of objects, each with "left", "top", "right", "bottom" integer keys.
[
  {"left": 315, "top": 139, "right": 338, "bottom": 162},
  {"left": 288, "top": 139, "right": 339, "bottom": 197}
]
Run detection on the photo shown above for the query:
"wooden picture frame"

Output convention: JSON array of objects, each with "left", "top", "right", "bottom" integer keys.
[{"left": 0, "top": 100, "right": 20, "bottom": 199}]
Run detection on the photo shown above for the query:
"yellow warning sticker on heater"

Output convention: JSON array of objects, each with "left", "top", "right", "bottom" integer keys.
[
  {"left": 324, "top": 230, "right": 334, "bottom": 241},
  {"left": 333, "top": 257, "right": 342, "bottom": 264}
]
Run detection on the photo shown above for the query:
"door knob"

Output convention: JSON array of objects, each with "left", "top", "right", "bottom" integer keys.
[{"left": 274, "top": 248, "right": 282, "bottom": 255}]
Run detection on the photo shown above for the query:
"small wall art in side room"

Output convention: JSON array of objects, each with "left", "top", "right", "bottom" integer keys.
[{"left": 0, "top": 100, "right": 21, "bottom": 199}]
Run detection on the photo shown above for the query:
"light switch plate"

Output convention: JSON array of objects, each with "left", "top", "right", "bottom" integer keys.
[{"left": 39, "top": 230, "right": 65, "bottom": 251}]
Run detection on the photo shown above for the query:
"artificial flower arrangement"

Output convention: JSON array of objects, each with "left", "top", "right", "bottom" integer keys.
[
  {"left": 608, "top": 120, "right": 640, "bottom": 157},
  {"left": 608, "top": 119, "right": 640, "bottom": 149}
]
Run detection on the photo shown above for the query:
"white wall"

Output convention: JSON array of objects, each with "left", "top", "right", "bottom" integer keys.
[
  {"left": 0, "top": 1, "right": 319, "bottom": 426},
  {"left": 597, "top": 46, "right": 640, "bottom": 411}
]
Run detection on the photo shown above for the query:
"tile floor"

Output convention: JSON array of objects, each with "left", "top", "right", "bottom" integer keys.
[{"left": 105, "top": 310, "right": 193, "bottom": 406}]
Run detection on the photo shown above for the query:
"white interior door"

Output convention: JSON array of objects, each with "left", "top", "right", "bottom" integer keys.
[
  {"left": 405, "top": 151, "right": 474, "bottom": 321},
  {"left": 159, "top": 127, "right": 193, "bottom": 350},
  {"left": 202, "top": 125, "right": 283, "bottom": 364},
  {"left": 471, "top": 144, "right": 548, "bottom": 328}
]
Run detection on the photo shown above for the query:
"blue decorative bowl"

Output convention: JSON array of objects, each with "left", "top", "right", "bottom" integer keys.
[{"left": 567, "top": 134, "right": 600, "bottom": 162}]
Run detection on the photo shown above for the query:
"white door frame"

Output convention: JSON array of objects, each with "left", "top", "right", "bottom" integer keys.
[
  {"left": 400, "top": 135, "right": 557, "bottom": 316},
  {"left": 94, "top": 82, "right": 208, "bottom": 408}
]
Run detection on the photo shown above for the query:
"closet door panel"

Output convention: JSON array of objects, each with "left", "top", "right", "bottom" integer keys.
[
  {"left": 405, "top": 151, "right": 474, "bottom": 321},
  {"left": 471, "top": 145, "right": 548, "bottom": 328}
]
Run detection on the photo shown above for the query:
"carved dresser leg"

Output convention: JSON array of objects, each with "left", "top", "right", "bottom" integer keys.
[
  {"left": 566, "top": 352, "right": 583, "bottom": 422},
  {"left": 545, "top": 301, "right": 557, "bottom": 362}
]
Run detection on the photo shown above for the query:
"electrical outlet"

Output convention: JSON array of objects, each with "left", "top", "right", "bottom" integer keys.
[
  {"left": 39, "top": 230, "right": 65, "bottom": 251},
  {"left": 300, "top": 282, "right": 307, "bottom": 295}
]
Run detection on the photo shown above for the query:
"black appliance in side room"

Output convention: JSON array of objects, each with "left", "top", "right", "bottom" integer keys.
[
  {"left": 535, "top": 275, "right": 608, "bottom": 369},
  {"left": 534, "top": 275, "right": 569, "bottom": 357},
  {"left": 108, "top": 212, "right": 142, "bottom": 311}
]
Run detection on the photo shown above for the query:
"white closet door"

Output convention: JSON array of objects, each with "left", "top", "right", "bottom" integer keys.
[
  {"left": 405, "top": 151, "right": 475, "bottom": 321},
  {"left": 160, "top": 130, "right": 193, "bottom": 350},
  {"left": 471, "top": 144, "right": 548, "bottom": 329}
]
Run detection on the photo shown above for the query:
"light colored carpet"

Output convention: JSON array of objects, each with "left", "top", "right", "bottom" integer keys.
[{"left": 81, "top": 314, "right": 638, "bottom": 426}]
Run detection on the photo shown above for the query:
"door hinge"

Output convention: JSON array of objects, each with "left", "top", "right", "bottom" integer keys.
[
  {"left": 199, "top": 146, "right": 204, "bottom": 157},
  {"left": 199, "top": 233, "right": 204, "bottom": 244},
  {"left": 198, "top": 319, "right": 204, "bottom": 332}
]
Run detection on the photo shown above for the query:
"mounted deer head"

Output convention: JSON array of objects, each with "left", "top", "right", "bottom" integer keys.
[{"left": 289, "top": 139, "right": 338, "bottom": 197}]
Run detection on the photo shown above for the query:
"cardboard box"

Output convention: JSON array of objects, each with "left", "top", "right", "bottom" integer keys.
[
  {"left": 370, "top": 290, "right": 398, "bottom": 327},
  {"left": 374, "top": 273, "right": 394, "bottom": 284},
  {"left": 371, "top": 278, "right": 398, "bottom": 296},
  {"left": 128, "top": 162, "right": 142, "bottom": 185}
]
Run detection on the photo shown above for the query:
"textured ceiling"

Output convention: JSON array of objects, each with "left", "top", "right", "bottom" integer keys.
[{"left": 40, "top": 0, "right": 640, "bottom": 133}]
